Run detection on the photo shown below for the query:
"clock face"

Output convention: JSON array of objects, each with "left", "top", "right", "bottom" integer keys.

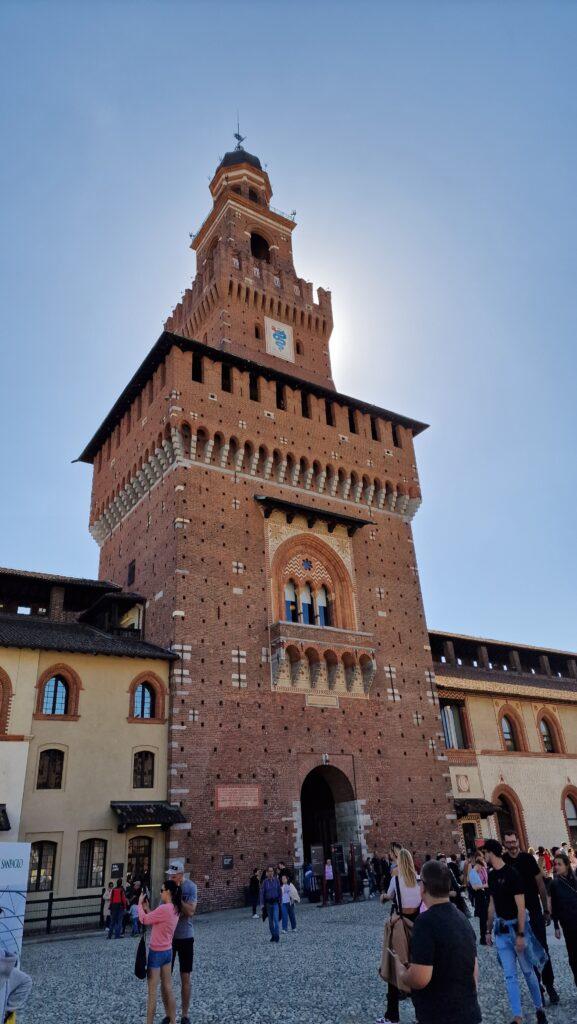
[{"left": 265, "top": 317, "right": 294, "bottom": 362}]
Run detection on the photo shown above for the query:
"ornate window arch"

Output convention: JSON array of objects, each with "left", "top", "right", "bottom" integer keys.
[
  {"left": 0, "top": 667, "right": 13, "bottom": 734},
  {"left": 562, "top": 787, "right": 577, "bottom": 846},
  {"left": 536, "top": 709, "right": 564, "bottom": 754},
  {"left": 492, "top": 784, "right": 528, "bottom": 848},
  {"left": 271, "top": 534, "right": 356, "bottom": 630},
  {"left": 127, "top": 672, "right": 166, "bottom": 724},
  {"left": 498, "top": 704, "right": 527, "bottom": 752},
  {"left": 34, "top": 664, "right": 82, "bottom": 721}
]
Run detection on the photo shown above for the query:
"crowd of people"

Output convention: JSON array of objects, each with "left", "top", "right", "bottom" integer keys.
[{"left": 95, "top": 834, "right": 577, "bottom": 1024}]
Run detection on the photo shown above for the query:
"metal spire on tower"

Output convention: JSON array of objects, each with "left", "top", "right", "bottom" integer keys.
[{"left": 233, "top": 111, "right": 246, "bottom": 150}]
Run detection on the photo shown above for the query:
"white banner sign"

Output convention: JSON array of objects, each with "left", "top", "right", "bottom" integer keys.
[
  {"left": 265, "top": 316, "right": 294, "bottom": 362},
  {"left": 0, "top": 843, "right": 30, "bottom": 959}
]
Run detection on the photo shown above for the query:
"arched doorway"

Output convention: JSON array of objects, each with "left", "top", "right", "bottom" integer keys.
[
  {"left": 494, "top": 788, "right": 527, "bottom": 847},
  {"left": 300, "top": 766, "right": 357, "bottom": 862}
]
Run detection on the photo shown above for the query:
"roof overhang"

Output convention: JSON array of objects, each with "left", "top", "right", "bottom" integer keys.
[
  {"left": 454, "top": 798, "right": 500, "bottom": 820},
  {"left": 110, "top": 801, "right": 187, "bottom": 833},
  {"left": 254, "top": 495, "right": 371, "bottom": 536}
]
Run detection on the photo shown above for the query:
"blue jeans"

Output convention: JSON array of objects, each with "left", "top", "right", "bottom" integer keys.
[
  {"left": 494, "top": 919, "right": 543, "bottom": 1017},
  {"left": 266, "top": 902, "right": 279, "bottom": 940},
  {"left": 281, "top": 902, "right": 296, "bottom": 931},
  {"left": 108, "top": 904, "right": 124, "bottom": 939}
]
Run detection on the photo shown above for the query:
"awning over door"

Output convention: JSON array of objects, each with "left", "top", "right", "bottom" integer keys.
[
  {"left": 454, "top": 798, "right": 500, "bottom": 819},
  {"left": 110, "top": 801, "right": 187, "bottom": 833}
]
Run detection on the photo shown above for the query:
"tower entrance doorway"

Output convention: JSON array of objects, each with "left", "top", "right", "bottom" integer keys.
[{"left": 300, "top": 766, "right": 358, "bottom": 862}]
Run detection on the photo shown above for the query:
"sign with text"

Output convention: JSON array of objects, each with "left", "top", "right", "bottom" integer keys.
[
  {"left": 215, "top": 785, "right": 261, "bottom": 811},
  {"left": 222, "top": 855, "right": 234, "bottom": 870},
  {"left": 0, "top": 842, "right": 30, "bottom": 960},
  {"left": 265, "top": 317, "right": 294, "bottom": 363},
  {"left": 111, "top": 862, "right": 124, "bottom": 879}
]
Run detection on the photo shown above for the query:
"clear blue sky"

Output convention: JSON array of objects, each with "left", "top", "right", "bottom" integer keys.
[{"left": 1, "top": 2, "right": 576, "bottom": 650}]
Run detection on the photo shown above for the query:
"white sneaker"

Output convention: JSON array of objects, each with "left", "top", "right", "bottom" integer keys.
[{"left": 252, "top": 914, "right": 258, "bottom": 918}]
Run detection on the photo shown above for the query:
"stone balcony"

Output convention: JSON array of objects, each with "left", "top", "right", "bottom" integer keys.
[{"left": 268, "top": 620, "right": 376, "bottom": 700}]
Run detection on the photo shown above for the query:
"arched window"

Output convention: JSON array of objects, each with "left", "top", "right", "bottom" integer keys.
[
  {"left": 248, "top": 187, "right": 259, "bottom": 203},
  {"left": 317, "top": 586, "right": 331, "bottom": 627},
  {"left": 28, "top": 841, "right": 57, "bottom": 892},
  {"left": 250, "top": 232, "right": 270, "bottom": 262},
  {"left": 128, "top": 836, "right": 152, "bottom": 887},
  {"left": 301, "top": 584, "right": 313, "bottom": 625},
  {"left": 133, "top": 750, "right": 155, "bottom": 789},
  {"left": 564, "top": 795, "right": 577, "bottom": 845},
  {"left": 539, "top": 717, "right": 556, "bottom": 753},
  {"left": 42, "top": 676, "right": 69, "bottom": 716},
  {"left": 501, "top": 715, "right": 518, "bottom": 752},
  {"left": 133, "top": 683, "right": 155, "bottom": 720},
  {"left": 37, "top": 749, "right": 64, "bottom": 790},
  {"left": 77, "top": 838, "right": 107, "bottom": 889},
  {"left": 284, "top": 581, "right": 298, "bottom": 623}
]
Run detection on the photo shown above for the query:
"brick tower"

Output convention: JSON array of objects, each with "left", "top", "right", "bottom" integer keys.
[{"left": 80, "top": 139, "right": 452, "bottom": 905}]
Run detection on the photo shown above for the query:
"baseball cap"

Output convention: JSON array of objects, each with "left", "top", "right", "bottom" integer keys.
[{"left": 166, "top": 858, "right": 185, "bottom": 877}]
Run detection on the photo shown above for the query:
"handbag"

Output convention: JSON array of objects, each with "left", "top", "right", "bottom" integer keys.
[
  {"left": 134, "top": 934, "right": 147, "bottom": 980},
  {"left": 378, "top": 876, "right": 414, "bottom": 994}
]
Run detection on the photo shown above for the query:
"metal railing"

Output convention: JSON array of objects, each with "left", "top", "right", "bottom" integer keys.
[{"left": 24, "top": 892, "right": 103, "bottom": 936}]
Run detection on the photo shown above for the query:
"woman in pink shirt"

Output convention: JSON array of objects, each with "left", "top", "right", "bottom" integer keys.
[{"left": 138, "top": 879, "right": 182, "bottom": 1024}]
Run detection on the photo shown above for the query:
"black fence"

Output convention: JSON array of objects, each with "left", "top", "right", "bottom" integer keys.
[{"left": 24, "top": 892, "right": 103, "bottom": 936}]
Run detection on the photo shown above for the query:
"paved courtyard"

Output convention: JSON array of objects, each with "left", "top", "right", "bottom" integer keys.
[{"left": 20, "top": 899, "right": 577, "bottom": 1024}]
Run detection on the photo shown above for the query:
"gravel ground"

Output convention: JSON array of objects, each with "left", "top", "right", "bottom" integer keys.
[{"left": 20, "top": 899, "right": 577, "bottom": 1024}]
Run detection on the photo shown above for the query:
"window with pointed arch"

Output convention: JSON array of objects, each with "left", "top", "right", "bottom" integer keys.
[
  {"left": 500, "top": 713, "right": 523, "bottom": 752},
  {"left": 42, "top": 675, "right": 69, "bottom": 715},
  {"left": 133, "top": 683, "right": 155, "bottom": 719},
  {"left": 34, "top": 665, "right": 81, "bottom": 721},
  {"left": 563, "top": 792, "right": 577, "bottom": 846},
  {"left": 537, "top": 713, "right": 562, "bottom": 754},
  {"left": 128, "top": 673, "right": 166, "bottom": 724},
  {"left": 273, "top": 537, "right": 355, "bottom": 631}
]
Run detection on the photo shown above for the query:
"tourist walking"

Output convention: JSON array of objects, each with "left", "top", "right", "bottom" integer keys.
[
  {"left": 280, "top": 874, "right": 300, "bottom": 932},
  {"left": 396, "top": 859, "right": 481, "bottom": 1024},
  {"left": 138, "top": 881, "right": 181, "bottom": 1024},
  {"left": 377, "top": 847, "right": 421, "bottom": 1024},
  {"left": 260, "top": 865, "right": 282, "bottom": 943},
  {"left": 249, "top": 869, "right": 260, "bottom": 918},
  {"left": 468, "top": 852, "right": 490, "bottom": 944},
  {"left": 108, "top": 878, "right": 128, "bottom": 939},
  {"left": 484, "top": 838, "right": 548, "bottom": 1024},
  {"left": 503, "top": 829, "right": 559, "bottom": 1004},
  {"left": 551, "top": 850, "right": 577, "bottom": 985},
  {"left": 162, "top": 860, "right": 198, "bottom": 1024}
]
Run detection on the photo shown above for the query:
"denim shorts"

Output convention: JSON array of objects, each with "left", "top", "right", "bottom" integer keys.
[{"left": 147, "top": 948, "right": 172, "bottom": 969}]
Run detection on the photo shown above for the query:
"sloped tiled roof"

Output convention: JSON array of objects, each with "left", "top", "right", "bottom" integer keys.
[{"left": 0, "top": 614, "right": 175, "bottom": 661}]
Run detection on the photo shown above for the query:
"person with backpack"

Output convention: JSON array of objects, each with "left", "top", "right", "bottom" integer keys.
[
  {"left": 108, "top": 879, "right": 128, "bottom": 940},
  {"left": 377, "top": 848, "right": 421, "bottom": 1024}
]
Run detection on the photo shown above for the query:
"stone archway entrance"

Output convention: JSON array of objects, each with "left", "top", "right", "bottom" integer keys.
[{"left": 300, "top": 766, "right": 358, "bottom": 862}]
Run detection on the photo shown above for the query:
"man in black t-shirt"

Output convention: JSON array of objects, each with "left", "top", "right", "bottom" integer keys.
[
  {"left": 396, "top": 860, "right": 481, "bottom": 1024},
  {"left": 484, "top": 839, "right": 547, "bottom": 1024},
  {"left": 503, "top": 830, "right": 559, "bottom": 1005}
]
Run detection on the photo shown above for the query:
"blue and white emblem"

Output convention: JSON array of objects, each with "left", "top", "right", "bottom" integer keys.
[{"left": 272, "top": 328, "right": 287, "bottom": 351}]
